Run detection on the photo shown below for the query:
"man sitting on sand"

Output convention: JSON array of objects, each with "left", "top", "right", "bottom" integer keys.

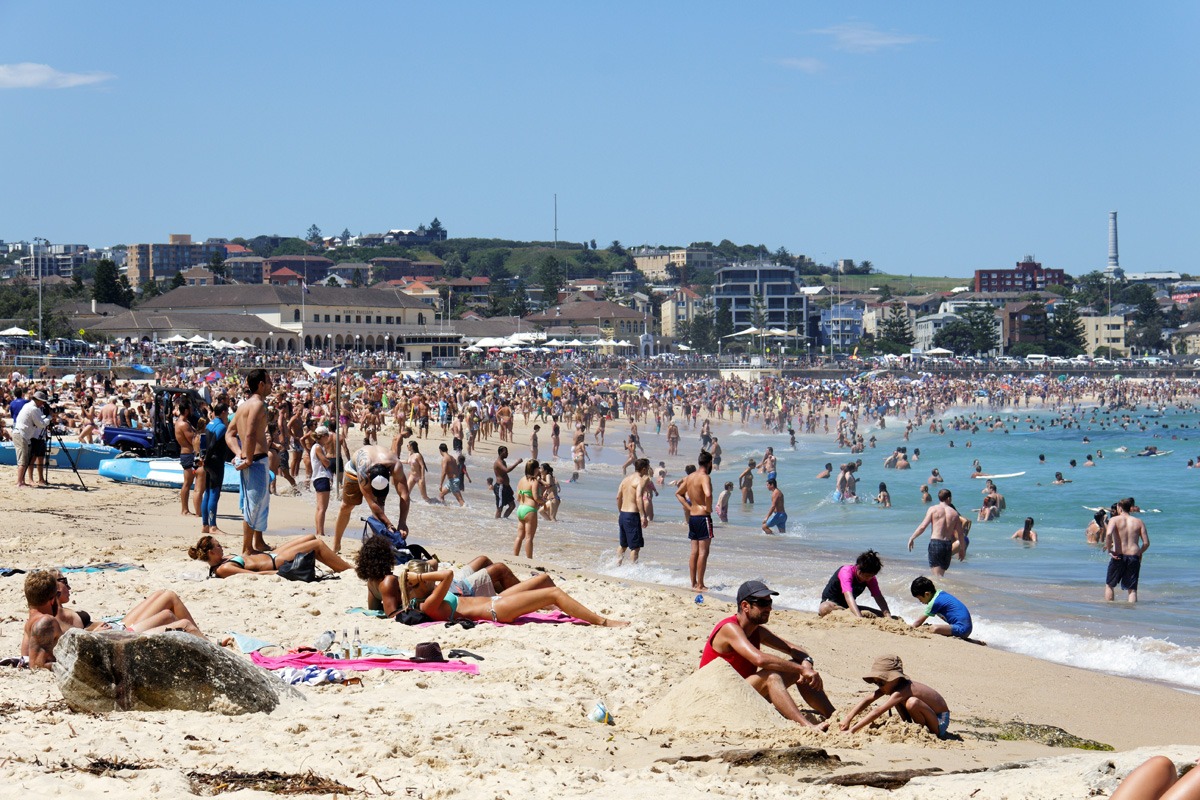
[
  {"left": 22, "top": 571, "right": 204, "bottom": 669},
  {"left": 698, "top": 580, "right": 835, "bottom": 728}
]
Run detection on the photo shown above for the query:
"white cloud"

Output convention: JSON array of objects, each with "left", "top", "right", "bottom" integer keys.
[
  {"left": 811, "top": 23, "right": 924, "bottom": 54},
  {"left": 0, "top": 62, "right": 115, "bottom": 90},
  {"left": 777, "top": 57, "right": 826, "bottom": 74}
]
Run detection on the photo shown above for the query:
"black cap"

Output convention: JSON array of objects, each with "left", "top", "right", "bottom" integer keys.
[{"left": 736, "top": 580, "right": 779, "bottom": 605}]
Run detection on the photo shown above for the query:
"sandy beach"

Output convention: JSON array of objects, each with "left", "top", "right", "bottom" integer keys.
[{"left": 2, "top": 412, "right": 1199, "bottom": 799}]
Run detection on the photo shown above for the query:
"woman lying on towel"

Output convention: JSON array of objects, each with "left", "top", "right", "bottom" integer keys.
[
  {"left": 354, "top": 536, "right": 558, "bottom": 618},
  {"left": 375, "top": 553, "right": 627, "bottom": 628},
  {"left": 189, "top": 534, "right": 352, "bottom": 579}
]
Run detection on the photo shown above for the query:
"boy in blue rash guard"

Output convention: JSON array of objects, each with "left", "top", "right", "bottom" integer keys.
[{"left": 909, "top": 576, "right": 982, "bottom": 644}]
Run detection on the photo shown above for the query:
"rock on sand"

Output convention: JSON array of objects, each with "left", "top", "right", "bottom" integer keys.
[{"left": 53, "top": 629, "right": 302, "bottom": 715}]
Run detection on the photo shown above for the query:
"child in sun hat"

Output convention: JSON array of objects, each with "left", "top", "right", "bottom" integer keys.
[{"left": 838, "top": 655, "right": 951, "bottom": 739}]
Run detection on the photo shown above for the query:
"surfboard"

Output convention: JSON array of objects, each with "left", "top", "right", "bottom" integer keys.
[
  {"left": 972, "top": 471, "right": 1026, "bottom": 479},
  {"left": 823, "top": 452, "right": 851, "bottom": 455},
  {"left": 0, "top": 442, "right": 118, "bottom": 470},
  {"left": 97, "top": 458, "right": 268, "bottom": 492}
]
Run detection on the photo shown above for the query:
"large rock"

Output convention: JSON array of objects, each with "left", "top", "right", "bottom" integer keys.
[{"left": 52, "top": 629, "right": 302, "bottom": 715}]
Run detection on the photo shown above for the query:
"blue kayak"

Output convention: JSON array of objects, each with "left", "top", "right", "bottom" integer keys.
[
  {"left": 97, "top": 458, "right": 271, "bottom": 493},
  {"left": 0, "top": 441, "right": 119, "bottom": 470}
]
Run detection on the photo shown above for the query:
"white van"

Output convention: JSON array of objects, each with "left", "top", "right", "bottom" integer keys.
[{"left": 1024, "top": 354, "right": 1049, "bottom": 365}]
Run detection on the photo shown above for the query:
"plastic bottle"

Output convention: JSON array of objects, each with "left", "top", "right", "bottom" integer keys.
[
  {"left": 352, "top": 627, "right": 361, "bottom": 659},
  {"left": 314, "top": 630, "right": 334, "bottom": 653}
]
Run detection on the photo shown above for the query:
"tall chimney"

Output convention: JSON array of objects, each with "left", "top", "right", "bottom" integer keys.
[{"left": 1108, "top": 211, "right": 1119, "bottom": 270}]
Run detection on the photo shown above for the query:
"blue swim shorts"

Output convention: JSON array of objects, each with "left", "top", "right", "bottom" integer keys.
[
  {"left": 240, "top": 459, "right": 270, "bottom": 532},
  {"left": 764, "top": 512, "right": 788, "bottom": 532},
  {"left": 937, "top": 711, "right": 951, "bottom": 739}
]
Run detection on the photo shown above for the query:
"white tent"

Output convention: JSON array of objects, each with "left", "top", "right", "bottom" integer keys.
[
  {"left": 677, "top": 344, "right": 693, "bottom": 351},
  {"left": 0, "top": 326, "right": 32, "bottom": 336},
  {"left": 723, "top": 327, "right": 760, "bottom": 338},
  {"left": 616, "top": 340, "right": 632, "bottom": 347},
  {"left": 235, "top": 340, "right": 255, "bottom": 349},
  {"left": 543, "top": 338, "right": 565, "bottom": 346},
  {"left": 163, "top": 334, "right": 189, "bottom": 343},
  {"left": 566, "top": 339, "right": 586, "bottom": 347},
  {"left": 464, "top": 345, "right": 483, "bottom": 353},
  {"left": 187, "top": 335, "right": 208, "bottom": 343},
  {"left": 925, "top": 347, "right": 954, "bottom": 356}
]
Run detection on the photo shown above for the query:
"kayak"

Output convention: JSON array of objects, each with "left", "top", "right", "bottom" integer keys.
[
  {"left": 0, "top": 441, "right": 119, "bottom": 470},
  {"left": 97, "top": 458, "right": 271, "bottom": 493}
]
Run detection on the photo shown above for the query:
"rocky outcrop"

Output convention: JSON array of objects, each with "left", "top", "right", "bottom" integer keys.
[{"left": 52, "top": 629, "right": 302, "bottom": 715}]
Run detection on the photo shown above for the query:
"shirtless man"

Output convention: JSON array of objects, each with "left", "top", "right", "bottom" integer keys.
[
  {"left": 762, "top": 478, "right": 787, "bottom": 534},
  {"left": 620, "top": 435, "right": 638, "bottom": 475},
  {"left": 907, "top": 488, "right": 964, "bottom": 577},
  {"left": 677, "top": 451, "right": 715, "bottom": 591},
  {"left": 333, "top": 443, "right": 409, "bottom": 552},
  {"left": 438, "top": 442, "right": 465, "bottom": 505},
  {"left": 698, "top": 580, "right": 834, "bottom": 727},
  {"left": 616, "top": 458, "right": 651, "bottom": 564},
  {"left": 97, "top": 395, "right": 119, "bottom": 430},
  {"left": 1104, "top": 497, "right": 1150, "bottom": 603},
  {"left": 229, "top": 369, "right": 272, "bottom": 555},
  {"left": 175, "top": 400, "right": 198, "bottom": 516},
  {"left": 529, "top": 424, "right": 540, "bottom": 461},
  {"left": 493, "top": 446, "right": 523, "bottom": 518},
  {"left": 451, "top": 414, "right": 465, "bottom": 454},
  {"left": 21, "top": 570, "right": 65, "bottom": 669},
  {"left": 758, "top": 447, "right": 778, "bottom": 481},
  {"left": 406, "top": 440, "right": 431, "bottom": 502}
]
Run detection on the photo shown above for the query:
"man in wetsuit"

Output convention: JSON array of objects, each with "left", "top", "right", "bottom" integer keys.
[{"left": 698, "top": 580, "right": 834, "bottom": 727}]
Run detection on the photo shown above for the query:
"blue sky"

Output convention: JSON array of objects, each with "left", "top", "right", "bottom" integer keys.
[{"left": 2, "top": 2, "right": 1197, "bottom": 277}]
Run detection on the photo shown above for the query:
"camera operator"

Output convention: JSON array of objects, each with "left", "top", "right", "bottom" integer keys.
[{"left": 13, "top": 390, "right": 51, "bottom": 488}]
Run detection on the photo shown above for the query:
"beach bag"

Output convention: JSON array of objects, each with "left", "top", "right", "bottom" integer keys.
[
  {"left": 362, "top": 516, "right": 433, "bottom": 565},
  {"left": 277, "top": 551, "right": 319, "bottom": 582}
]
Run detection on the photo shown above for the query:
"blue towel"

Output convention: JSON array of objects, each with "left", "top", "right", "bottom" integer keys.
[
  {"left": 345, "top": 607, "right": 386, "bottom": 618},
  {"left": 227, "top": 631, "right": 278, "bottom": 654},
  {"left": 60, "top": 563, "right": 145, "bottom": 574}
]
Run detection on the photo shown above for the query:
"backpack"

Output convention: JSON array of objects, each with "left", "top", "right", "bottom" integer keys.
[
  {"left": 277, "top": 551, "right": 320, "bottom": 582},
  {"left": 362, "top": 517, "right": 433, "bottom": 565}
]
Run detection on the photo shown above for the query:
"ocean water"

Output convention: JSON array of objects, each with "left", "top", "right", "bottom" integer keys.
[{"left": 509, "top": 405, "right": 1200, "bottom": 691}]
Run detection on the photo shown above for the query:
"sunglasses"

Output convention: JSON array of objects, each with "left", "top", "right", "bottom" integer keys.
[
  {"left": 745, "top": 597, "right": 773, "bottom": 607},
  {"left": 57, "top": 578, "right": 70, "bottom": 588}
]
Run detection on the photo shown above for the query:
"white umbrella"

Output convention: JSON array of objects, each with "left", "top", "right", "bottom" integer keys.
[
  {"left": 724, "top": 327, "right": 760, "bottom": 338},
  {"left": 235, "top": 340, "right": 255, "bottom": 349},
  {"left": 616, "top": 340, "right": 632, "bottom": 347},
  {"left": 567, "top": 339, "right": 586, "bottom": 347},
  {"left": 188, "top": 334, "right": 208, "bottom": 343},
  {"left": 163, "top": 334, "right": 189, "bottom": 343},
  {"left": 0, "top": 326, "right": 33, "bottom": 336},
  {"left": 464, "top": 345, "right": 483, "bottom": 353},
  {"left": 544, "top": 339, "right": 565, "bottom": 346},
  {"left": 677, "top": 344, "right": 693, "bottom": 351}
]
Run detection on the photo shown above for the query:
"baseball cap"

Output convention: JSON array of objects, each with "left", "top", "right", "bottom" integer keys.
[
  {"left": 736, "top": 580, "right": 779, "bottom": 605},
  {"left": 33, "top": 390, "right": 50, "bottom": 402}
]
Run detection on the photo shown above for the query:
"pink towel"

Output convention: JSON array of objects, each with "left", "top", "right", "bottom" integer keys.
[
  {"left": 418, "top": 611, "right": 590, "bottom": 627},
  {"left": 250, "top": 651, "right": 479, "bottom": 674}
]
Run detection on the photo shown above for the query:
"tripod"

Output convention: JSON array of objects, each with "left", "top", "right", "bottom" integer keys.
[{"left": 49, "top": 428, "right": 90, "bottom": 492}]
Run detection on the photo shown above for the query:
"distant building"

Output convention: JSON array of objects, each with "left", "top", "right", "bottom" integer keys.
[
  {"left": 525, "top": 298, "right": 649, "bottom": 340},
  {"left": 712, "top": 261, "right": 808, "bottom": 331},
  {"left": 631, "top": 247, "right": 713, "bottom": 282},
  {"left": 180, "top": 266, "right": 217, "bottom": 287},
  {"left": 125, "top": 234, "right": 228, "bottom": 286},
  {"left": 19, "top": 243, "right": 94, "bottom": 280},
  {"left": 263, "top": 255, "right": 333, "bottom": 285},
  {"left": 973, "top": 257, "right": 1065, "bottom": 293},
  {"left": 661, "top": 286, "right": 705, "bottom": 339},
  {"left": 223, "top": 256, "right": 266, "bottom": 284},
  {"left": 1124, "top": 271, "right": 1181, "bottom": 290},
  {"left": 913, "top": 312, "right": 962, "bottom": 353},
  {"left": 819, "top": 301, "right": 866, "bottom": 348},
  {"left": 998, "top": 302, "right": 1047, "bottom": 350},
  {"left": 1080, "top": 313, "right": 1128, "bottom": 355}
]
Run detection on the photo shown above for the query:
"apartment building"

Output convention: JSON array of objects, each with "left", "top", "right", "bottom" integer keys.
[
  {"left": 711, "top": 261, "right": 808, "bottom": 331},
  {"left": 125, "top": 234, "right": 228, "bottom": 286}
]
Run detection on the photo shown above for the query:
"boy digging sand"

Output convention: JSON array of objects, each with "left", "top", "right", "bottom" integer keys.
[
  {"left": 909, "top": 576, "right": 984, "bottom": 644},
  {"left": 838, "top": 655, "right": 951, "bottom": 739}
]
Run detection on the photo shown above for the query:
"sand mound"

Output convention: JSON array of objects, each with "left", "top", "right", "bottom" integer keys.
[{"left": 637, "top": 660, "right": 790, "bottom": 734}]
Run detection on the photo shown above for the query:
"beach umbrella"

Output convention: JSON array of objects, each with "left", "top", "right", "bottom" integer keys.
[
  {"left": 464, "top": 346, "right": 483, "bottom": 353},
  {"left": 205, "top": 370, "right": 224, "bottom": 382},
  {"left": 567, "top": 339, "right": 586, "bottom": 347},
  {"left": 131, "top": 364, "right": 155, "bottom": 374},
  {"left": 619, "top": 382, "right": 638, "bottom": 391},
  {"left": 0, "top": 326, "right": 32, "bottom": 336},
  {"left": 163, "top": 334, "right": 189, "bottom": 343},
  {"left": 487, "top": 347, "right": 501, "bottom": 353},
  {"left": 187, "top": 335, "right": 207, "bottom": 343}
]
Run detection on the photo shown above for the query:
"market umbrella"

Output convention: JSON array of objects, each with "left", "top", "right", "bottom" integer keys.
[
  {"left": 163, "top": 334, "right": 189, "bottom": 343},
  {"left": 187, "top": 335, "right": 207, "bottom": 343}
]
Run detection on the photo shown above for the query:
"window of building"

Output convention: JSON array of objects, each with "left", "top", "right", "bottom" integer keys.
[
  {"left": 324, "top": 314, "right": 330, "bottom": 323},
  {"left": 386, "top": 316, "right": 394, "bottom": 325},
  {"left": 417, "top": 313, "right": 426, "bottom": 326},
  {"left": 293, "top": 309, "right": 300, "bottom": 322},
  {"left": 313, "top": 314, "right": 320, "bottom": 322},
  {"left": 355, "top": 315, "right": 362, "bottom": 324},
  {"left": 376, "top": 316, "right": 382, "bottom": 324},
  {"left": 335, "top": 315, "right": 341, "bottom": 323}
]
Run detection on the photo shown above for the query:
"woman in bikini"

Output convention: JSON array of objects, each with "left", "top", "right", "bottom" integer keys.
[
  {"left": 399, "top": 560, "right": 627, "bottom": 627},
  {"left": 354, "top": 537, "right": 557, "bottom": 617},
  {"left": 189, "top": 534, "right": 352, "bottom": 578},
  {"left": 513, "top": 460, "right": 542, "bottom": 558}
]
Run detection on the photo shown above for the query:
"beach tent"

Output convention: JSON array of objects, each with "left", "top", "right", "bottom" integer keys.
[
  {"left": 187, "top": 335, "right": 208, "bottom": 343},
  {"left": 163, "top": 334, "right": 189, "bottom": 343},
  {"left": 724, "top": 327, "right": 760, "bottom": 338},
  {"left": 567, "top": 339, "right": 586, "bottom": 347},
  {"left": 0, "top": 326, "right": 33, "bottom": 336},
  {"left": 544, "top": 339, "right": 566, "bottom": 346},
  {"left": 925, "top": 347, "right": 954, "bottom": 355}
]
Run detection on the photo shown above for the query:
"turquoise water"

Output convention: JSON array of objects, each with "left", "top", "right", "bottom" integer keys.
[{"left": 546, "top": 405, "right": 1200, "bottom": 690}]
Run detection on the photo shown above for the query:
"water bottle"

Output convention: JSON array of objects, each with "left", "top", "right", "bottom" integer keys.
[
  {"left": 314, "top": 630, "right": 334, "bottom": 653},
  {"left": 341, "top": 628, "right": 350, "bottom": 660},
  {"left": 352, "top": 627, "right": 361, "bottom": 659}
]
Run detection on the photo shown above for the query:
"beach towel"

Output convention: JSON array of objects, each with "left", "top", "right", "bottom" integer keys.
[
  {"left": 250, "top": 651, "right": 478, "bottom": 675},
  {"left": 417, "top": 611, "right": 590, "bottom": 627},
  {"left": 345, "top": 607, "right": 387, "bottom": 618},
  {"left": 60, "top": 563, "right": 145, "bottom": 574},
  {"left": 227, "top": 632, "right": 278, "bottom": 654},
  {"left": 277, "top": 666, "right": 345, "bottom": 686},
  {"left": 0, "top": 568, "right": 26, "bottom": 578}
]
